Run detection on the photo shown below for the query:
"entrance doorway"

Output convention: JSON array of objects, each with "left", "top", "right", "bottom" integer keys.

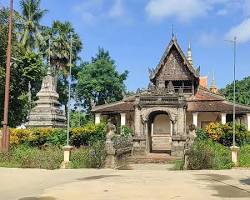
[{"left": 148, "top": 111, "right": 172, "bottom": 153}]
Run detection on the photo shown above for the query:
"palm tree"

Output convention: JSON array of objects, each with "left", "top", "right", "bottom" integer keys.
[
  {"left": 19, "top": 0, "right": 47, "bottom": 51},
  {"left": 40, "top": 21, "right": 82, "bottom": 75},
  {"left": 38, "top": 21, "right": 82, "bottom": 113}
]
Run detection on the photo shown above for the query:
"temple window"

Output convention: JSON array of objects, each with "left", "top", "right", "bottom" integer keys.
[{"left": 165, "top": 80, "right": 193, "bottom": 93}]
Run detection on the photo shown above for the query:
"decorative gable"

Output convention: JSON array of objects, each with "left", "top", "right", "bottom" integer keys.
[
  {"left": 150, "top": 37, "right": 199, "bottom": 84},
  {"left": 156, "top": 46, "right": 193, "bottom": 81}
]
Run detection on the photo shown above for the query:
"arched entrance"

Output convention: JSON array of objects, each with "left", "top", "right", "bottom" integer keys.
[{"left": 148, "top": 111, "right": 172, "bottom": 153}]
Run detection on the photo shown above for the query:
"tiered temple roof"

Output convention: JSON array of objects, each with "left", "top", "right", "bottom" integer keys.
[{"left": 92, "top": 37, "right": 250, "bottom": 114}]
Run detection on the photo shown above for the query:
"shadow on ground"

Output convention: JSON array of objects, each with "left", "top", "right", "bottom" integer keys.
[
  {"left": 240, "top": 178, "right": 250, "bottom": 185},
  {"left": 19, "top": 197, "right": 56, "bottom": 200},
  {"left": 77, "top": 175, "right": 120, "bottom": 181},
  {"left": 196, "top": 174, "right": 250, "bottom": 198}
]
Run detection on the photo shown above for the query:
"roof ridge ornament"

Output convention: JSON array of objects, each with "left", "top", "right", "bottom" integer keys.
[
  {"left": 187, "top": 40, "right": 193, "bottom": 66},
  {"left": 171, "top": 24, "right": 177, "bottom": 41},
  {"left": 210, "top": 71, "right": 219, "bottom": 94}
]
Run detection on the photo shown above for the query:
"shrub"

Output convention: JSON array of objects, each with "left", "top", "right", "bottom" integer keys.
[
  {"left": 220, "top": 123, "right": 250, "bottom": 147},
  {"left": 112, "top": 135, "right": 133, "bottom": 150},
  {"left": 239, "top": 145, "right": 250, "bottom": 167},
  {"left": 0, "top": 145, "right": 63, "bottom": 169},
  {"left": 70, "top": 123, "right": 106, "bottom": 147},
  {"left": 203, "top": 122, "right": 250, "bottom": 147},
  {"left": 196, "top": 128, "right": 208, "bottom": 141},
  {"left": 205, "top": 122, "right": 223, "bottom": 141},
  {"left": 121, "top": 125, "right": 133, "bottom": 137},
  {"left": 172, "top": 160, "right": 184, "bottom": 170},
  {"left": 83, "top": 141, "right": 107, "bottom": 168},
  {"left": 187, "top": 139, "right": 233, "bottom": 170},
  {"left": 70, "top": 147, "right": 89, "bottom": 168},
  {"left": 9, "top": 123, "right": 106, "bottom": 148}
]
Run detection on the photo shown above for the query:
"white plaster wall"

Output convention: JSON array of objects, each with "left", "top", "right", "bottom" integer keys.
[
  {"left": 153, "top": 114, "right": 171, "bottom": 134},
  {"left": 186, "top": 112, "right": 220, "bottom": 129},
  {"left": 198, "top": 112, "right": 220, "bottom": 129}
]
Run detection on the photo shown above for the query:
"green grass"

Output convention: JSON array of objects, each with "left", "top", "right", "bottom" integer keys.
[
  {"left": 0, "top": 143, "right": 106, "bottom": 170},
  {"left": 239, "top": 145, "right": 250, "bottom": 167}
]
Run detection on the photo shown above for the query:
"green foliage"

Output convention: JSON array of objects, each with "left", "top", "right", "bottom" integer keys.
[
  {"left": 202, "top": 122, "right": 250, "bottom": 147},
  {"left": 9, "top": 123, "right": 106, "bottom": 147},
  {"left": 221, "top": 76, "right": 250, "bottom": 106},
  {"left": 220, "top": 123, "right": 250, "bottom": 147},
  {"left": 70, "top": 123, "right": 106, "bottom": 147},
  {"left": 111, "top": 135, "right": 133, "bottom": 150},
  {"left": 19, "top": 0, "right": 48, "bottom": 51},
  {"left": 0, "top": 8, "right": 45, "bottom": 127},
  {"left": 187, "top": 139, "right": 233, "bottom": 170},
  {"left": 239, "top": 145, "right": 250, "bottom": 167},
  {"left": 0, "top": 5, "right": 83, "bottom": 127},
  {"left": 70, "top": 111, "right": 90, "bottom": 128},
  {"left": 0, "top": 143, "right": 106, "bottom": 169},
  {"left": 76, "top": 48, "right": 128, "bottom": 112},
  {"left": 83, "top": 141, "right": 107, "bottom": 168},
  {"left": 0, "top": 145, "right": 63, "bottom": 169},
  {"left": 121, "top": 125, "right": 133, "bottom": 137},
  {"left": 196, "top": 128, "right": 208, "bottom": 141},
  {"left": 172, "top": 160, "right": 184, "bottom": 170}
]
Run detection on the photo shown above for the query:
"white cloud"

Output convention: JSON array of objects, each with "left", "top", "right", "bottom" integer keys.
[
  {"left": 145, "top": 0, "right": 231, "bottom": 22},
  {"left": 216, "top": 9, "right": 228, "bottom": 16},
  {"left": 73, "top": 0, "right": 127, "bottom": 25},
  {"left": 225, "top": 18, "right": 250, "bottom": 43},
  {"left": 199, "top": 31, "right": 221, "bottom": 47},
  {"left": 109, "top": 0, "right": 124, "bottom": 18}
]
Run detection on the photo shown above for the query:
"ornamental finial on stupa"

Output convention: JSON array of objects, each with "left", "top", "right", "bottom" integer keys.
[{"left": 187, "top": 40, "right": 193, "bottom": 66}]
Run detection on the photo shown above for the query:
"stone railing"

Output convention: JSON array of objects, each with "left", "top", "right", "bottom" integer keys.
[{"left": 105, "top": 135, "right": 133, "bottom": 169}]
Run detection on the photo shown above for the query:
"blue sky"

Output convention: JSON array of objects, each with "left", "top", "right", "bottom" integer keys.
[{"left": 1, "top": 0, "right": 250, "bottom": 91}]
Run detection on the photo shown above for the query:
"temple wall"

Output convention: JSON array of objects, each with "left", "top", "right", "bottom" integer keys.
[
  {"left": 186, "top": 112, "right": 220, "bottom": 129},
  {"left": 153, "top": 114, "right": 171, "bottom": 134}
]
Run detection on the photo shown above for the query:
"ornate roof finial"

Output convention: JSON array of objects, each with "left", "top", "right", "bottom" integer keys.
[
  {"left": 210, "top": 71, "right": 218, "bottom": 93},
  {"left": 171, "top": 24, "right": 176, "bottom": 41},
  {"left": 187, "top": 39, "right": 193, "bottom": 66}
]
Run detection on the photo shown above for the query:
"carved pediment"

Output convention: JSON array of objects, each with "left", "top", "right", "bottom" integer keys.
[{"left": 151, "top": 38, "right": 198, "bottom": 82}]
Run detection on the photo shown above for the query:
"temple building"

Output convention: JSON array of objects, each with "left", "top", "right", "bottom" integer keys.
[{"left": 92, "top": 36, "right": 250, "bottom": 156}]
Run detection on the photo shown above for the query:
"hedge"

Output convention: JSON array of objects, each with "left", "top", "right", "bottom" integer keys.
[{"left": 8, "top": 123, "right": 106, "bottom": 147}]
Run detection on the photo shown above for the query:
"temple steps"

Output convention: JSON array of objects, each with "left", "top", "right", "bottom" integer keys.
[{"left": 127, "top": 153, "right": 179, "bottom": 164}]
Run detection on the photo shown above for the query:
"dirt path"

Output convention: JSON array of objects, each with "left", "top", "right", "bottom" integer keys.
[{"left": 0, "top": 167, "right": 250, "bottom": 200}]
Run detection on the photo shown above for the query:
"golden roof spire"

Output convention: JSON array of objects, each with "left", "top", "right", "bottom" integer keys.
[{"left": 210, "top": 71, "right": 218, "bottom": 93}]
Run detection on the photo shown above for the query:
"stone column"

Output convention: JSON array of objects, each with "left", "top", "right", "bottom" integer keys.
[
  {"left": 192, "top": 112, "right": 198, "bottom": 127},
  {"left": 134, "top": 107, "right": 141, "bottom": 136},
  {"left": 170, "top": 122, "right": 173, "bottom": 136},
  {"left": 95, "top": 113, "right": 101, "bottom": 124},
  {"left": 151, "top": 123, "right": 154, "bottom": 135},
  {"left": 221, "top": 113, "right": 227, "bottom": 125},
  {"left": 120, "top": 113, "right": 126, "bottom": 126},
  {"left": 247, "top": 113, "right": 250, "bottom": 131}
]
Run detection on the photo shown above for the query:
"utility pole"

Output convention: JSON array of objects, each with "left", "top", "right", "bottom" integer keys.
[
  {"left": 1, "top": 0, "right": 13, "bottom": 152},
  {"left": 66, "top": 34, "right": 73, "bottom": 146},
  {"left": 226, "top": 36, "right": 239, "bottom": 165},
  {"left": 225, "top": 36, "right": 237, "bottom": 147},
  {"left": 233, "top": 36, "right": 236, "bottom": 147}
]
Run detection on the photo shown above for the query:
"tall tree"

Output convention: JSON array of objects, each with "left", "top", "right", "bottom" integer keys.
[
  {"left": 19, "top": 0, "right": 47, "bottom": 51},
  {"left": 0, "top": 8, "right": 45, "bottom": 127},
  {"left": 221, "top": 76, "right": 250, "bottom": 105},
  {"left": 76, "top": 48, "right": 128, "bottom": 113},
  {"left": 38, "top": 21, "right": 82, "bottom": 112}
]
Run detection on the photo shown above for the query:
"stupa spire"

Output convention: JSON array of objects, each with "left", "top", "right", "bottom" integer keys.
[
  {"left": 210, "top": 71, "right": 218, "bottom": 93},
  {"left": 187, "top": 40, "right": 193, "bottom": 66}
]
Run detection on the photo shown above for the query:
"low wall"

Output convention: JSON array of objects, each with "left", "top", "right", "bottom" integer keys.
[
  {"left": 105, "top": 136, "right": 132, "bottom": 169},
  {"left": 171, "top": 136, "right": 187, "bottom": 157}
]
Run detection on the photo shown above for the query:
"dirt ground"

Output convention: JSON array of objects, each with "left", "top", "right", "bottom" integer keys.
[{"left": 1, "top": 165, "right": 250, "bottom": 200}]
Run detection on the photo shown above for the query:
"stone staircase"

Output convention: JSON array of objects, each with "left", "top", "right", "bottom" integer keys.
[{"left": 127, "top": 153, "right": 179, "bottom": 164}]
